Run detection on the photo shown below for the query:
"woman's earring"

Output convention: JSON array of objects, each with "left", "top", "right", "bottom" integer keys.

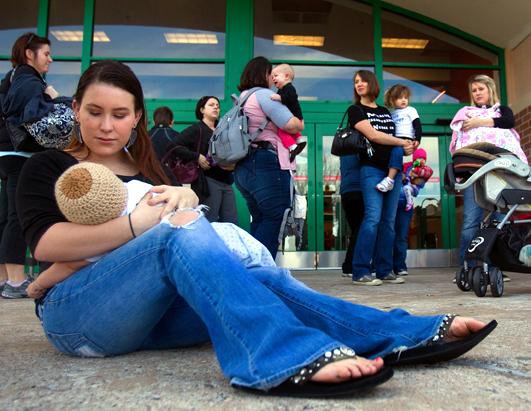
[
  {"left": 73, "top": 122, "right": 83, "bottom": 144},
  {"left": 126, "top": 128, "right": 138, "bottom": 148}
]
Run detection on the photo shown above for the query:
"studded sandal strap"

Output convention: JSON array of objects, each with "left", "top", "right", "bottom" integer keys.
[
  {"left": 289, "top": 346, "right": 357, "bottom": 385},
  {"left": 428, "top": 314, "right": 457, "bottom": 345}
]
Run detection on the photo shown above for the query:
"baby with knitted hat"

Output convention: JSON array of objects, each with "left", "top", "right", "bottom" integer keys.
[
  {"left": 27, "top": 162, "right": 275, "bottom": 299},
  {"left": 401, "top": 148, "right": 433, "bottom": 211}
]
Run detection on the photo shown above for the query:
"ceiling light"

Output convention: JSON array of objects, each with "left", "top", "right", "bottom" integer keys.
[
  {"left": 164, "top": 33, "right": 218, "bottom": 44},
  {"left": 382, "top": 38, "right": 429, "bottom": 49},
  {"left": 274, "top": 35, "right": 325, "bottom": 47},
  {"left": 51, "top": 30, "right": 110, "bottom": 42}
]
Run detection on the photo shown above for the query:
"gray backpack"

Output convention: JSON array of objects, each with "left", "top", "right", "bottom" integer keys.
[{"left": 209, "top": 87, "right": 269, "bottom": 166}]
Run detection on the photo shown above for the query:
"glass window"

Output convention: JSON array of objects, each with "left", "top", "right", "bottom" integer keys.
[
  {"left": 45, "top": 61, "right": 81, "bottom": 98},
  {"left": 290, "top": 65, "right": 373, "bottom": 101},
  {"left": 93, "top": 0, "right": 226, "bottom": 59},
  {"left": 255, "top": 0, "right": 373, "bottom": 62},
  {"left": 406, "top": 137, "right": 442, "bottom": 249},
  {"left": 0, "top": 0, "right": 39, "bottom": 56},
  {"left": 48, "top": 0, "right": 84, "bottom": 57},
  {"left": 126, "top": 63, "right": 224, "bottom": 99},
  {"left": 0, "top": 61, "right": 12, "bottom": 78},
  {"left": 383, "top": 67, "right": 499, "bottom": 104},
  {"left": 382, "top": 11, "right": 498, "bottom": 65}
]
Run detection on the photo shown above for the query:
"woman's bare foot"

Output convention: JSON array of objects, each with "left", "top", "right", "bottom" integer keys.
[
  {"left": 311, "top": 356, "right": 384, "bottom": 383},
  {"left": 446, "top": 316, "right": 487, "bottom": 342}
]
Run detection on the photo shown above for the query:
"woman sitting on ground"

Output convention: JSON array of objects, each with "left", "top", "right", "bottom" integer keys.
[{"left": 17, "top": 60, "right": 495, "bottom": 398}]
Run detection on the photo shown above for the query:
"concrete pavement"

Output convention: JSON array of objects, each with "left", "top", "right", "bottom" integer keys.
[{"left": 1, "top": 268, "right": 530, "bottom": 410}]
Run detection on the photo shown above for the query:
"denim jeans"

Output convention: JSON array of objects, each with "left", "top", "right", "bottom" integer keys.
[
  {"left": 234, "top": 148, "right": 291, "bottom": 259},
  {"left": 340, "top": 190, "right": 364, "bottom": 274},
  {"left": 393, "top": 198, "right": 414, "bottom": 273},
  {"left": 203, "top": 176, "right": 238, "bottom": 224},
  {"left": 39, "top": 214, "right": 443, "bottom": 390},
  {"left": 353, "top": 166, "right": 402, "bottom": 279},
  {"left": 388, "top": 146, "right": 404, "bottom": 171}
]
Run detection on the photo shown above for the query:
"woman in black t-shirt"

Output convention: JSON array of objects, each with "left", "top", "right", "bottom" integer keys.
[{"left": 345, "top": 70, "right": 413, "bottom": 286}]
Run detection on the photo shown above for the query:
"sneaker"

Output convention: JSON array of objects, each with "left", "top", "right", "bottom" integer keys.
[
  {"left": 289, "top": 141, "right": 307, "bottom": 162},
  {"left": 396, "top": 270, "right": 409, "bottom": 276},
  {"left": 380, "top": 273, "right": 405, "bottom": 284},
  {"left": 376, "top": 177, "right": 394, "bottom": 192},
  {"left": 502, "top": 273, "right": 511, "bottom": 282},
  {"left": 341, "top": 273, "right": 352, "bottom": 278},
  {"left": 352, "top": 275, "right": 383, "bottom": 286},
  {"left": 1, "top": 280, "right": 30, "bottom": 299}
]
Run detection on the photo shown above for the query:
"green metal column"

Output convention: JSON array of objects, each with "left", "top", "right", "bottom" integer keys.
[
  {"left": 37, "top": 0, "right": 49, "bottom": 37},
  {"left": 372, "top": 1, "right": 384, "bottom": 105},
  {"left": 224, "top": 0, "right": 254, "bottom": 99},
  {"left": 81, "top": 0, "right": 95, "bottom": 72}
]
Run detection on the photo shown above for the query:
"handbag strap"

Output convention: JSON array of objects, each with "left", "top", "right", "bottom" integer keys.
[
  {"left": 160, "top": 123, "right": 203, "bottom": 164},
  {"left": 337, "top": 107, "right": 350, "bottom": 129}
]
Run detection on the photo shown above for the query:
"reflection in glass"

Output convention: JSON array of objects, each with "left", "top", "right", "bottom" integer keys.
[
  {"left": 383, "top": 68, "right": 499, "bottom": 104},
  {"left": 126, "top": 63, "right": 224, "bottom": 99},
  {"left": 254, "top": 0, "right": 373, "bottom": 61},
  {"left": 382, "top": 11, "right": 498, "bottom": 65},
  {"left": 0, "top": 61, "right": 11, "bottom": 78},
  {"left": 93, "top": 0, "right": 226, "bottom": 58},
  {"left": 283, "top": 142, "right": 309, "bottom": 252},
  {"left": 322, "top": 134, "right": 343, "bottom": 251},
  {"left": 45, "top": 61, "right": 81, "bottom": 98},
  {"left": 48, "top": 0, "right": 84, "bottom": 56},
  {"left": 289, "top": 66, "right": 373, "bottom": 101},
  {"left": 0, "top": 0, "right": 38, "bottom": 55},
  {"left": 406, "top": 137, "right": 442, "bottom": 249}
]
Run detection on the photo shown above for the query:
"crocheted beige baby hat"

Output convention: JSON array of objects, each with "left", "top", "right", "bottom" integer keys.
[{"left": 55, "top": 162, "right": 127, "bottom": 225}]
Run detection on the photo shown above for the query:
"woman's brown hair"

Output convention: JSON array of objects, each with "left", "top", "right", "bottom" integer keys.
[
  {"left": 238, "top": 56, "right": 272, "bottom": 92},
  {"left": 11, "top": 32, "right": 51, "bottom": 67},
  {"left": 67, "top": 60, "right": 170, "bottom": 185},
  {"left": 353, "top": 70, "right": 380, "bottom": 104}
]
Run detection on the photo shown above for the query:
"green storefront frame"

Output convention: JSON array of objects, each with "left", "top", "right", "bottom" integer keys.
[{"left": 0, "top": 0, "right": 506, "bottom": 253}]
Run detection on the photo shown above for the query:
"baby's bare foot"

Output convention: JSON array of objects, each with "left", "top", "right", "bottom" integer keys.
[
  {"left": 447, "top": 316, "right": 486, "bottom": 341},
  {"left": 311, "top": 356, "right": 384, "bottom": 383}
]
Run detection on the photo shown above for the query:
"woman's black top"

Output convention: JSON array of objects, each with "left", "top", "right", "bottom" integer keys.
[
  {"left": 347, "top": 103, "right": 396, "bottom": 171},
  {"left": 173, "top": 120, "right": 233, "bottom": 185},
  {"left": 482, "top": 105, "right": 515, "bottom": 129},
  {"left": 16, "top": 150, "right": 149, "bottom": 257}
]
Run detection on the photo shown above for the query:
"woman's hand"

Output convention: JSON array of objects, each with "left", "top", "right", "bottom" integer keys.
[
  {"left": 148, "top": 185, "right": 199, "bottom": 216},
  {"left": 129, "top": 193, "right": 166, "bottom": 236},
  {"left": 462, "top": 116, "right": 494, "bottom": 131},
  {"left": 198, "top": 154, "right": 211, "bottom": 170},
  {"left": 402, "top": 140, "right": 414, "bottom": 155}
]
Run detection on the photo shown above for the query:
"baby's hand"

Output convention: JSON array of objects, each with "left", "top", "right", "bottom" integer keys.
[
  {"left": 270, "top": 93, "right": 281, "bottom": 102},
  {"left": 27, "top": 279, "right": 47, "bottom": 299}
]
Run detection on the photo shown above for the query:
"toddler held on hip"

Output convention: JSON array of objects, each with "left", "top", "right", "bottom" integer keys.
[
  {"left": 270, "top": 63, "right": 306, "bottom": 162},
  {"left": 27, "top": 163, "right": 275, "bottom": 299},
  {"left": 377, "top": 84, "right": 423, "bottom": 192}
]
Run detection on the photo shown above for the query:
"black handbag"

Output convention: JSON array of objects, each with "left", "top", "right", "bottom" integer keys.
[
  {"left": 161, "top": 127, "right": 202, "bottom": 184},
  {"left": 5, "top": 120, "right": 44, "bottom": 152},
  {"left": 331, "top": 108, "right": 373, "bottom": 157}
]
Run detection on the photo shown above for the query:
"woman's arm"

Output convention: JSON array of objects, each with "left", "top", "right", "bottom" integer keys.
[
  {"left": 462, "top": 105, "right": 515, "bottom": 131},
  {"left": 256, "top": 89, "right": 303, "bottom": 134},
  {"left": 354, "top": 120, "right": 414, "bottom": 154},
  {"left": 172, "top": 123, "right": 202, "bottom": 162}
]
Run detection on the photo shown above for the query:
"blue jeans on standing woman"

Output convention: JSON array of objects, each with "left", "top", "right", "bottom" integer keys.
[
  {"left": 393, "top": 198, "right": 414, "bottom": 273},
  {"left": 234, "top": 148, "right": 291, "bottom": 259},
  {"left": 352, "top": 166, "right": 402, "bottom": 279},
  {"left": 38, "top": 214, "right": 443, "bottom": 390}
]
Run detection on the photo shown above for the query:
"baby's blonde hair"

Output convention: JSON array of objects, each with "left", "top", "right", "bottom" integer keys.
[
  {"left": 468, "top": 74, "right": 499, "bottom": 106},
  {"left": 274, "top": 63, "right": 295, "bottom": 81}
]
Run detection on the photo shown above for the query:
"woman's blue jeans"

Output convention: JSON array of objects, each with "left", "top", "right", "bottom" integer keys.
[
  {"left": 353, "top": 166, "right": 402, "bottom": 279},
  {"left": 39, "top": 215, "right": 442, "bottom": 390},
  {"left": 234, "top": 149, "right": 291, "bottom": 259},
  {"left": 393, "top": 198, "right": 414, "bottom": 273}
]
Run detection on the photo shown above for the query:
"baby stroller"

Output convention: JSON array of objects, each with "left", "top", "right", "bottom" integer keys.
[{"left": 444, "top": 142, "right": 531, "bottom": 297}]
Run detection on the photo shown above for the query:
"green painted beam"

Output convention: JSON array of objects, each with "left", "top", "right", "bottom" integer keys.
[
  {"left": 498, "top": 49, "right": 508, "bottom": 105},
  {"left": 37, "top": 0, "right": 49, "bottom": 37},
  {"left": 373, "top": 1, "right": 384, "bottom": 105},
  {"left": 81, "top": 0, "right": 95, "bottom": 72}
]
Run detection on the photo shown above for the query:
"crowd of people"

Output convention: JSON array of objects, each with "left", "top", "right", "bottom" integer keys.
[{"left": 0, "top": 31, "right": 522, "bottom": 397}]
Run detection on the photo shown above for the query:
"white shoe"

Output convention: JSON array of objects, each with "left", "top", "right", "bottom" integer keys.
[{"left": 376, "top": 177, "right": 394, "bottom": 192}]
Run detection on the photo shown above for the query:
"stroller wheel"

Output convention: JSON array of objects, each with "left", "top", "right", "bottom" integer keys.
[
  {"left": 455, "top": 267, "right": 471, "bottom": 291},
  {"left": 489, "top": 267, "right": 504, "bottom": 297},
  {"left": 472, "top": 267, "right": 488, "bottom": 297}
]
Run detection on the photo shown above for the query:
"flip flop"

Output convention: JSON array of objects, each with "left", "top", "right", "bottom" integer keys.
[
  {"left": 235, "top": 366, "right": 394, "bottom": 398},
  {"left": 384, "top": 320, "right": 497, "bottom": 366},
  {"left": 234, "top": 346, "right": 393, "bottom": 398}
]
